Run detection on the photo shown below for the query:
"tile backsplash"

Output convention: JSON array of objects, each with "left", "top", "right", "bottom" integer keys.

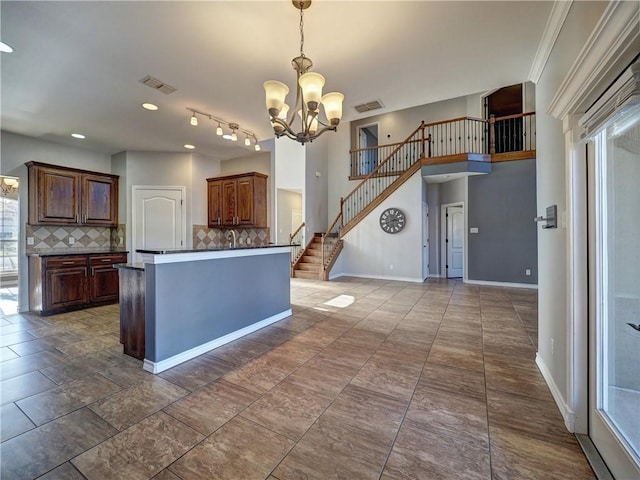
[
  {"left": 193, "top": 225, "right": 270, "bottom": 249},
  {"left": 26, "top": 224, "right": 126, "bottom": 252}
]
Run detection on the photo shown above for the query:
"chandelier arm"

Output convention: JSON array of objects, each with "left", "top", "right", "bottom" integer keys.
[{"left": 271, "top": 117, "right": 300, "bottom": 138}]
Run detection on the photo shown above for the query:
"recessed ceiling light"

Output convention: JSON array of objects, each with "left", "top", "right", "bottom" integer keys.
[
  {"left": 71, "top": 133, "right": 85, "bottom": 139},
  {"left": 0, "top": 41, "right": 13, "bottom": 53},
  {"left": 184, "top": 144, "right": 195, "bottom": 150},
  {"left": 142, "top": 103, "right": 158, "bottom": 111}
]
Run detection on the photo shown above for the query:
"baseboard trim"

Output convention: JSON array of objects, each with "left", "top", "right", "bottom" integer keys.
[
  {"left": 330, "top": 272, "right": 424, "bottom": 283},
  {"left": 465, "top": 279, "right": 538, "bottom": 289},
  {"left": 536, "top": 353, "right": 576, "bottom": 432},
  {"left": 143, "top": 309, "right": 292, "bottom": 374}
]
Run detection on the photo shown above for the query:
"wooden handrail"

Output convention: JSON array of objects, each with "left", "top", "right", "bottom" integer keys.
[
  {"left": 349, "top": 138, "right": 421, "bottom": 155},
  {"left": 493, "top": 111, "right": 536, "bottom": 122},
  {"left": 343, "top": 122, "right": 425, "bottom": 206},
  {"left": 289, "top": 222, "right": 305, "bottom": 243}
]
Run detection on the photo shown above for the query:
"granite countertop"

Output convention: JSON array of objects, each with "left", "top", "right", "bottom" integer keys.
[
  {"left": 137, "top": 244, "right": 295, "bottom": 255},
  {"left": 114, "top": 263, "right": 145, "bottom": 271},
  {"left": 27, "top": 247, "right": 129, "bottom": 257}
]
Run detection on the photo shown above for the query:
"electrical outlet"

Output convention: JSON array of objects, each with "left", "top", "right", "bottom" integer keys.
[
  {"left": 525, "top": 269, "right": 531, "bottom": 276},
  {"left": 27, "top": 237, "right": 34, "bottom": 245},
  {"left": 68, "top": 237, "right": 75, "bottom": 245},
  {"left": 389, "top": 264, "right": 394, "bottom": 270},
  {"left": 246, "top": 238, "right": 251, "bottom": 245}
]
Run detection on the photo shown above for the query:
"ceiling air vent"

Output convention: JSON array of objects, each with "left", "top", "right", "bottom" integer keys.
[
  {"left": 354, "top": 100, "right": 384, "bottom": 113},
  {"left": 139, "top": 75, "right": 177, "bottom": 95}
]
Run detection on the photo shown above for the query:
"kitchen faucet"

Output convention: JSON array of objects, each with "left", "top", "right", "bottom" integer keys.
[{"left": 227, "top": 229, "right": 237, "bottom": 248}]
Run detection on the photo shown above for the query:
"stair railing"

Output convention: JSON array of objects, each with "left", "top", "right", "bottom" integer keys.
[
  {"left": 289, "top": 222, "right": 305, "bottom": 271},
  {"left": 321, "top": 112, "right": 535, "bottom": 278}
]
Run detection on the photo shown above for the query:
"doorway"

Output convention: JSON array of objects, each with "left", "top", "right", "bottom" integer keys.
[
  {"left": 357, "top": 123, "right": 379, "bottom": 175},
  {"left": 441, "top": 203, "right": 464, "bottom": 278},
  {"left": 422, "top": 201, "right": 429, "bottom": 280},
  {"left": 587, "top": 104, "right": 640, "bottom": 478},
  {"left": 131, "top": 186, "right": 186, "bottom": 263},
  {"left": 486, "top": 84, "right": 523, "bottom": 153},
  {"left": 0, "top": 176, "right": 20, "bottom": 315}
]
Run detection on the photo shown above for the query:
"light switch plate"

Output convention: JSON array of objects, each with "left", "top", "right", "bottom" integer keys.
[{"left": 470, "top": 227, "right": 479, "bottom": 234}]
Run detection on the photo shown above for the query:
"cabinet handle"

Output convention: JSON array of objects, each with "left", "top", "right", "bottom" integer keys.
[
  {"left": 218, "top": 217, "right": 221, "bottom": 226},
  {"left": 91, "top": 267, "right": 95, "bottom": 276},
  {"left": 101, "top": 259, "right": 111, "bottom": 262},
  {"left": 62, "top": 261, "right": 74, "bottom": 265}
]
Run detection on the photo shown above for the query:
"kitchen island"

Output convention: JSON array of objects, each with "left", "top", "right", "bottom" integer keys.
[{"left": 116, "top": 245, "right": 292, "bottom": 373}]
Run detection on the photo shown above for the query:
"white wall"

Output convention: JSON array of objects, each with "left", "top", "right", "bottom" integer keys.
[
  {"left": 1, "top": 131, "right": 113, "bottom": 311},
  {"left": 305, "top": 134, "right": 329, "bottom": 238},
  {"left": 191, "top": 154, "right": 221, "bottom": 225},
  {"left": 276, "top": 189, "right": 302, "bottom": 245},
  {"left": 535, "top": 0, "right": 607, "bottom": 423},
  {"left": 336, "top": 171, "right": 424, "bottom": 282}
]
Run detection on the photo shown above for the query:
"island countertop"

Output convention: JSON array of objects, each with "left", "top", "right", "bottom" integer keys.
[
  {"left": 27, "top": 247, "right": 128, "bottom": 257},
  {"left": 123, "top": 243, "right": 293, "bottom": 373},
  {"left": 137, "top": 244, "right": 294, "bottom": 264}
]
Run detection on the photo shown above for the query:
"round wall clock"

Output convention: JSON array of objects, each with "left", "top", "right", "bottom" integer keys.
[{"left": 379, "top": 208, "right": 406, "bottom": 234}]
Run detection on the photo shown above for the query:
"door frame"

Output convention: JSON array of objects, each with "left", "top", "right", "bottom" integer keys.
[
  {"left": 422, "top": 201, "right": 429, "bottom": 281},
  {"left": 440, "top": 201, "right": 465, "bottom": 280},
  {"left": 131, "top": 185, "right": 187, "bottom": 262}
]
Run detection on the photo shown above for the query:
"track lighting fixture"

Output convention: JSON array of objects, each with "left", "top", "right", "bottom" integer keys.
[{"left": 186, "top": 108, "right": 260, "bottom": 151}]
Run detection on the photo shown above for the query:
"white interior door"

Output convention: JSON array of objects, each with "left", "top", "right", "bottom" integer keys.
[
  {"left": 132, "top": 187, "right": 185, "bottom": 263},
  {"left": 422, "top": 202, "right": 429, "bottom": 280},
  {"left": 447, "top": 206, "right": 464, "bottom": 278},
  {"left": 589, "top": 106, "right": 640, "bottom": 479}
]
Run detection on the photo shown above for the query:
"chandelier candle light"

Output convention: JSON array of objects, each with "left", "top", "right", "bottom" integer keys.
[{"left": 264, "top": 0, "right": 344, "bottom": 145}]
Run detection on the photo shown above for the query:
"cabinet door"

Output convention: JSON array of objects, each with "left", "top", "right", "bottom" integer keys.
[
  {"left": 33, "top": 167, "right": 81, "bottom": 224},
  {"left": 89, "top": 254, "right": 126, "bottom": 303},
  {"left": 236, "top": 176, "right": 254, "bottom": 226},
  {"left": 90, "top": 265, "right": 120, "bottom": 303},
  {"left": 44, "top": 267, "right": 88, "bottom": 310},
  {"left": 82, "top": 174, "right": 118, "bottom": 226},
  {"left": 207, "top": 180, "right": 223, "bottom": 227},
  {"left": 221, "top": 179, "right": 238, "bottom": 225}
]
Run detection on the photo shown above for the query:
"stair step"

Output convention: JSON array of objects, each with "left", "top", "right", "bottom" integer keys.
[
  {"left": 304, "top": 250, "right": 322, "bottom": 257},
  {"left": 298, "top": 263, "right": 320, "bottom": 271},
  {"left": 293, "top": 270, "right": 320, "bottom": 280},
  {"left": 300, "top": 256, "right": 321, "bottom": 264}
]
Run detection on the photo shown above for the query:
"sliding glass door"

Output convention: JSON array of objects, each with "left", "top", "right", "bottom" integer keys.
[{"left": 589, "top": 103, "right": 640, "bottom": 478}]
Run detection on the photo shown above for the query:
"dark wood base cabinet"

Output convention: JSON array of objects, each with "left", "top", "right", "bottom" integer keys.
[
  {"left": 29, "top": 253, "right": 128, "bottom": 316},
  {"left": 117, "top": 266, "right": 145, "bottom": 360}
]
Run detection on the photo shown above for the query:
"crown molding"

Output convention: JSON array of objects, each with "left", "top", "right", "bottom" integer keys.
[
  {"left": 528, "top": 0, "right": 573, "bottom": 84},
  {"left": 547, "top": 1, "right": 640, "bottom": 120}
]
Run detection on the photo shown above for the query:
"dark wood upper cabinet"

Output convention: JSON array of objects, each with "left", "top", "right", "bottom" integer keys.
[
  {"left": 207, "top": 180, "right": 223, "bottom": 227},
  {"left": 82, "top": 174, "right": 118, "bottom": 226},
  {"left": 27, "top": 162, "right": 119, "bottom": 227},
  {"left": 207, "top": 172, "right": 267, "bottom": 228}
]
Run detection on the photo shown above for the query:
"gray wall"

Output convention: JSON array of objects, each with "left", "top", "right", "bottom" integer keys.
[
  {"left": 146, "top": 252, "right": 291, "bottom": 363},
  {"left": 468, "top": 159, "right": 537, "bottom": 284}
]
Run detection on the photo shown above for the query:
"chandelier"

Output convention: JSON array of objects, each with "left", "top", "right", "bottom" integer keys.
[{"left": 264, "top": 0, "right": 344, "bottom": 145}]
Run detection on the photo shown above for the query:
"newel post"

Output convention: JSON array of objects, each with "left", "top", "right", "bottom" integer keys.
[{"left": 489, "top": 114, "right": 496, "bottom": 154}]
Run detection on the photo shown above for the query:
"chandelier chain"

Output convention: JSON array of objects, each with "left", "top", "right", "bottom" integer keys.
[{"left": 299, "top": 5, "right": 305, "bottom": 57}]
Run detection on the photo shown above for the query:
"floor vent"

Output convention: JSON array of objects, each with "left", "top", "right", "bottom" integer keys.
[
  {"left": 354, "top": 100, "right": 384, "bottom": 113},
  {"left": 139, "top": 75, "right": 177, "bottom": 95}
]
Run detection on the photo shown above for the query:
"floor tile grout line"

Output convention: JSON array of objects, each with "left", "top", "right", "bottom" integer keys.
[{"left": 373, "top": 281, "right": 452, "bottom": 479}]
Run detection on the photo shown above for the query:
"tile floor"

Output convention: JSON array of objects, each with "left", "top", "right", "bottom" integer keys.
[{"left": 0, "top": 277, "right": 595, "bottom": 479}]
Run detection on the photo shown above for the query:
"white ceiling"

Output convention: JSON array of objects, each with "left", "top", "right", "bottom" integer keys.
[{"left": 1, "top": 1, "right": 553, "bottom": 160}]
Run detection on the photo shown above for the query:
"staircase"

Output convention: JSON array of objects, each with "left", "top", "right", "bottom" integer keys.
[
  {"left": 292, "top": 234, "right": 323, "bottom": 279},
  {"left": 293, "top": 112, "right": 536, "bottom": 281}
]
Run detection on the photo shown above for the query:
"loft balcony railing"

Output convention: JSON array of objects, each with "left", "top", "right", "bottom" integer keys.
[
  {"left": 321, "top": 111, "right": 536, "bottom": 279},
  {"left": 350, "top": 112, "right": 536, "bottom": 179}
]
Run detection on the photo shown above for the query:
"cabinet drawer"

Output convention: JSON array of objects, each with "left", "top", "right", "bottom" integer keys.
[
  {"left": 44, "top": 256, "right": 88, "bottom": 269},
  {"left": 89, "top": 254, "right": 127, "bottom": 266}
]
